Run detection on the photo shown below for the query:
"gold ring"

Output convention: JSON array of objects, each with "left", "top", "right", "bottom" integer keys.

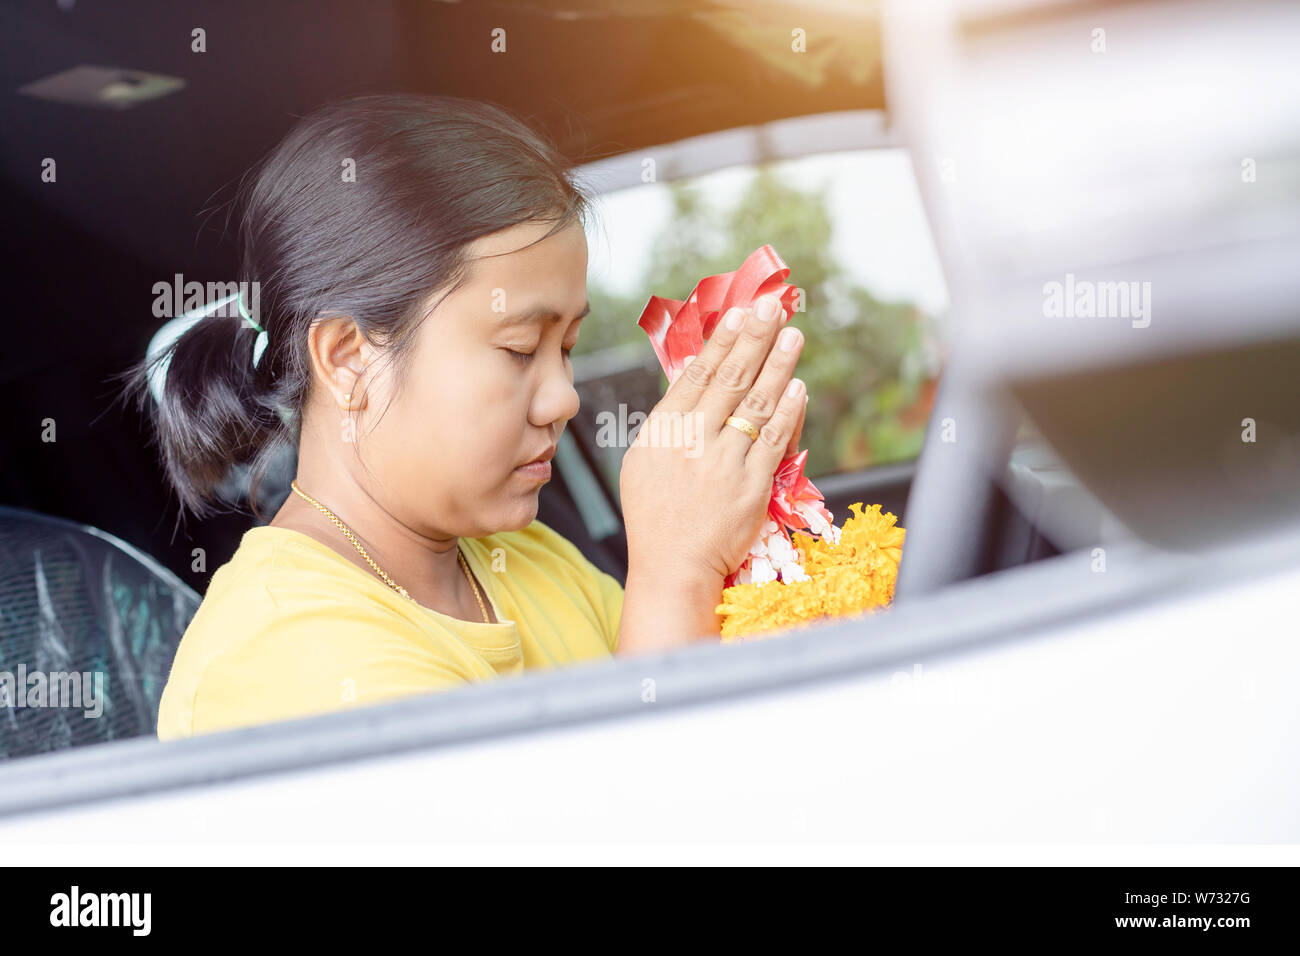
[{"left": 725, "top": 416, "right": 760, "bottom": 442}]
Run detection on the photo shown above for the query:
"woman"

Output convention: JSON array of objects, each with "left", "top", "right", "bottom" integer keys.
[{"left": 128, "top": 94, "right": 807, "bottom": 739}]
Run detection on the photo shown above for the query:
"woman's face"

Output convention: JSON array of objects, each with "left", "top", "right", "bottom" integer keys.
[{"left": 360, "top": 218, "right": 589, "bottom": 539}]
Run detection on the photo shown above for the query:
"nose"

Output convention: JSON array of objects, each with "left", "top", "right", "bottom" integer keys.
[{"left": 530, "top": 357, "right": 581, "bottom": 429}]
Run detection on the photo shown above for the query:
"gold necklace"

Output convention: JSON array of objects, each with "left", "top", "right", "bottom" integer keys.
[{"left": 288, "top": 479, "right": 490, "bottom": 624}]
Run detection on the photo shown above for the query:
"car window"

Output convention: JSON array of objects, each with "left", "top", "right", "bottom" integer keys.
[{"left": 572, "top": 144, "right": 949, "bottom": 503}]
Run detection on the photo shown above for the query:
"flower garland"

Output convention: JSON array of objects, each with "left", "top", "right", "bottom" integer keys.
[
  {"left": 637, "top": 245, "right": 907, "bottom": 642},
  {"left": 715, "top": 502, "right": 905, "bottom": 641}
]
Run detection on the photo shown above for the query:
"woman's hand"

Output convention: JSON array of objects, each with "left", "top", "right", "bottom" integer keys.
[{"left": 615, "top": 293, "right": 805, "bottom": 651}]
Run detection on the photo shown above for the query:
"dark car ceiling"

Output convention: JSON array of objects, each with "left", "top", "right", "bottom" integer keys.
[
  {"left": 2, "top": 0, "right": 882, "bottom": 294},
  {"left": 0, "top": 0, "right": 882, "bottom": 582}
]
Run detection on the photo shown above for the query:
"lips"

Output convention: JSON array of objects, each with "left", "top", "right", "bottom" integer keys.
[{"left": 518, "top": 446, "right": 557, "bottom": 469}]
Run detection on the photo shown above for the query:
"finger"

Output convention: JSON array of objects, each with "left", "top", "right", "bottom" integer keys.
[
  {"left": 655, "top": 304, "right": 753, "bottom": 414},
  {"left": 695, "top": 293, "right": 788, "bottom": 432},
  {"left": 785, "top": 387, "right": 807, "bottom": 461},
  {"left": 718, "top": 323, "right": 804, "bottom": 456},
  {"left": 745, "top": 376, "right": 806, "bottom": 479}
]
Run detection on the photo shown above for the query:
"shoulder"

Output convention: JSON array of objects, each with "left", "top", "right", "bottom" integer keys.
[
  {"left": 199, "top": 526, "right": 494, "bottom": 663},
  {"left": 180, "top": 527, "right": 421, "bottom": 646},
  {"left": 159, "top": 528, "right": 491, "bottom": 738}
]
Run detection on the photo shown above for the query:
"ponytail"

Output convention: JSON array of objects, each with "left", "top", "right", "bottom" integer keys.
[{"left": 117, "top": 293, "right": 293, "bottom": 523}]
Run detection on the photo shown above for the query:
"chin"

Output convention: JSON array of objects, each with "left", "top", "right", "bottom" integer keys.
[{"left": 482, "top": 491, "right": 541, "bottom": 535}]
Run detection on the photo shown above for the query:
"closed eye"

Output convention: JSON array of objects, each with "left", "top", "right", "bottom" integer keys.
[{"left": 505, "top": 346, "right": 575, "bottom": 365}]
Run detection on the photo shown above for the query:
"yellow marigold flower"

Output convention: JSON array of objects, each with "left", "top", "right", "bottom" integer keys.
[{"left": 715, "top": 503, "right": 906, "bottom": 642}]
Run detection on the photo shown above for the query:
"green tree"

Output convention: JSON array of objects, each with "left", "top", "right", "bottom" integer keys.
[{"left": 578, "top": 165, "right": 934, "bottom": 477}]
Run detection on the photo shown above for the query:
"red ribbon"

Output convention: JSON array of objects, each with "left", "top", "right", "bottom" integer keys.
[{"left": 637, "top": 244, "right": 802, "bottom": 383}]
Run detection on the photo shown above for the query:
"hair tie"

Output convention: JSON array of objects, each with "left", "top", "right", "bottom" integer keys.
[
  {"left": 144, "top": 287, "right": 270, "bottom": 407},
  {"left": 233, "top": 290, "right": 270, "bottom": 369}
]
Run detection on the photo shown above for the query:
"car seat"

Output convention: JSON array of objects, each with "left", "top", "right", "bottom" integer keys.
[{"left": 0, "top": 506, "right": 199, "bottom": 758}]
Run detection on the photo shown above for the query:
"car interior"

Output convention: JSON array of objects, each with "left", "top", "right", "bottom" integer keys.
[{"left": 0, "top": 0, "right": 924, "bottom": 760}]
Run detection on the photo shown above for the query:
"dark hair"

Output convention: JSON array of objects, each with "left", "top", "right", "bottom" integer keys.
[{"left": 117, "top": 93, "right": 592, "bottom": 526}]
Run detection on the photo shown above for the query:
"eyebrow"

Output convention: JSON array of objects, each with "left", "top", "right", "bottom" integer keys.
[{"left": 498, "top": 301, "right": 590, "bottom": 327}]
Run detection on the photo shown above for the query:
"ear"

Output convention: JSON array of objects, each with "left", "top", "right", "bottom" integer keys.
[{"left": 307, "top": 316, "right": 376, "bottom": 411}]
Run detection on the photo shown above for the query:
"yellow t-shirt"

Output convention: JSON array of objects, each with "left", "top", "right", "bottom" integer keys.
[{"left": 157, "top": 520, "right": 623, "bottom": 740}]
